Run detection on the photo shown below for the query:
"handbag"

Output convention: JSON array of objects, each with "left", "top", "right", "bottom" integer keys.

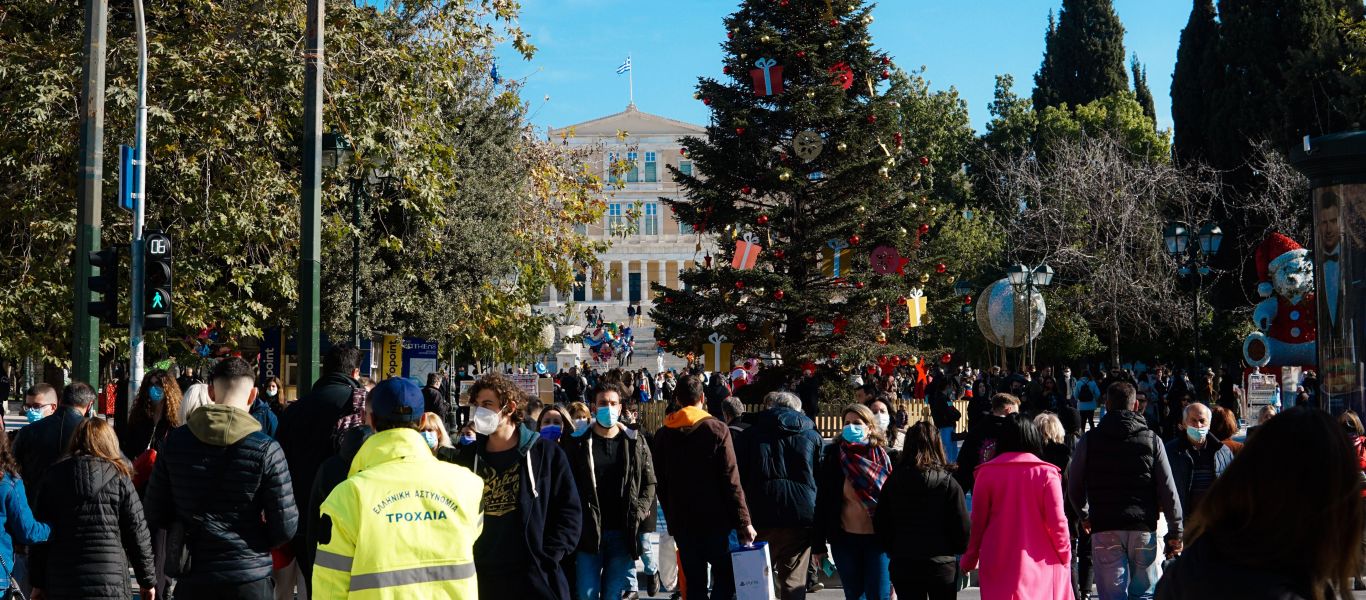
[{"left": 0, "top": 552, "right": 26, "bottom": 600}]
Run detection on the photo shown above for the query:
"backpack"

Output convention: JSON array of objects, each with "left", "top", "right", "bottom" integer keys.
[
  {"left": 979, "top": 437, "right": 998, "bottom": 465},
  {"left": 332, "top": 384, "right": 368, "bottom": 451},
  {"left": 1078, "top": 380, "right": 1097, "bottom": 405}
]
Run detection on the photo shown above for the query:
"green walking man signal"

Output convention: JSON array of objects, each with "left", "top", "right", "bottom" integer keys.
[{"left": 152, "top": 291, "right": 164, "bottom": 309}]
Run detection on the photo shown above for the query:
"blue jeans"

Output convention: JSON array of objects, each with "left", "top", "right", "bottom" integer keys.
[
  {"left": 627, "top": 532, "right": 657, "bottom": 592},
  {"left": 939, "top": 426, "right": 958, "bottom": 463},
  {"left": 1091, "top": 530, "right": 1159, "bottom": 600},
  {"left": 575, "top": 529, "right": 634, "bottom": 600},
  {"left": 830, "top": 532, "right": 890, "bottom": 600}
]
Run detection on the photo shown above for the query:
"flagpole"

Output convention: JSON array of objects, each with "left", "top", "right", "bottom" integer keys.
[{"left": 628, "top": 51, "right": 634, "bottom": 106}]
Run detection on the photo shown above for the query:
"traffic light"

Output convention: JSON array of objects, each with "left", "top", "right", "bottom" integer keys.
[
  {"left": 144, "top": 231, "right": 173, "bottom": 330},
  {"left": 87, "top": 247, "right": 121, "bottom": 323}
]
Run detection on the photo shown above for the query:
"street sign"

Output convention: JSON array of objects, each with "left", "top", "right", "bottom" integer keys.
[{"left": 118, "top": 145, "right": 137, "bottom": 213}]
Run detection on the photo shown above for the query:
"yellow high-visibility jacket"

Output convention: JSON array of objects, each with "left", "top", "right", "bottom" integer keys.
[{"left": 313, "top": 428, "right": 484, "bottom": 599}]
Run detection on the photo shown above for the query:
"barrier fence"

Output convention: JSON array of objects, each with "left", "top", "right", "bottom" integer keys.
[{"left": 636, "top": 399, "right": 973, "bottom": 440}]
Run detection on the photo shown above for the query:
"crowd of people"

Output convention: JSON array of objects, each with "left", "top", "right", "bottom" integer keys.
[{"left": 0, "top": 347, "right": 1355, "bottom": 600}]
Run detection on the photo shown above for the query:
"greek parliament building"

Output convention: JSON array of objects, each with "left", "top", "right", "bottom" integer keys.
[{"left": 540, "top": 104, "right": 718, "bottom": 327}]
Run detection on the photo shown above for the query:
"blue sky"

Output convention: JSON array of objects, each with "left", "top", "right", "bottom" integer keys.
[{"left": 494, "top": 0, "right": 1190, "bottom": 134}]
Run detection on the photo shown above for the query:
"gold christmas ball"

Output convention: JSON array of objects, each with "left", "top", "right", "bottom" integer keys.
[
  {"left": 693, "top": 92, "right": 701, "bottom": 100},
  {"left": 760, "top": 34, "right": 771, "bottom": 43},
  {"left": 806, "top": 90, "right": 817, "bottom": 99},
  {"left": 929, "top": 206, "right": 939, "bottom": 215},
  {"left": 919, "top": 273, "right": 930, "bottom": 283},
  {"left": 946, "top": 275, "right": 957, "bottom": 284},
  {"left": 863, "top": 14, "right": 874, "bottom": 24},
  {"left": 899, "top": 327, "right": 910, "bottom": 335},
  {"left": 886, "top": 157, "right": 896, "bottom": 167},
  {"left": 823, "top": 41, "right": 834, "bottom": 49},
  {"left": 878, "top": 166, "right": 890, "bottom": 179},
  {"left": 908, "top": 356, "right": 919, "bottom": 365},
  {"left": 856, "top": 205, "right": 866, "bottom": 213},
  {"left": 889, "top": 101, "right": 901, "bottom": 108},
  {"left": 899, "top": 226, "right": 908, "bottom": 235},
  {"left": 868, "top": 298, "right": 878, "bottom": 306},
  {"left": 836, "top": 141, "right": 848, "bottom": 152},
  {"left": 877, "top": 331, "right": 887, "bottom": 342},
  {"left": 740, "top": 53, "right": 748, "bottom": 60},
  {"left": 778, "top": 171, "right": 791, "bottom": 182}
]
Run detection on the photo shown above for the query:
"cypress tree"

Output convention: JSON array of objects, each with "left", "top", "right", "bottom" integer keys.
[
  {"left": 1130, "top": 54, "right": 1156, "bottom": 126},
  {"left": 1032, "top": 0, "right": 1129, "bottom": 112},
  {"left": 1170, "top": 0, "right": 1219, "bottom": 164}
]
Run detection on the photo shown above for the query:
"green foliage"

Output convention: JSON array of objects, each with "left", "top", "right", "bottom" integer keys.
[
  {"left": 0, "top": 0, "right": 595, "bottom": 366},
  {"left": 1036, "top": 93, "right": 1171, "bottom": 163},
  {"left": 1032, "top": 0, "right": 1130, "bottom": 112},
  {"left": 1130, "top": 54, "right": 1156, "bottom": 126},
  {"left": 651, "top": 0, "right": 996, "bottom": 369}
]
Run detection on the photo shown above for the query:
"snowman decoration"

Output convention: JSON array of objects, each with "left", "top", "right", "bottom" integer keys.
[{"left": 1243, "top": 232, "right": 1318, "bottom": 367}]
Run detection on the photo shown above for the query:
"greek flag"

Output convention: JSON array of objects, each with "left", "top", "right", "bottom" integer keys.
[{"left": 616, "top": 55, "right": 632, "bottom": 74}]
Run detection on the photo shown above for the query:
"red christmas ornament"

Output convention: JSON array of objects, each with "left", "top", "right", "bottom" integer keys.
[
  {"left": 919, "top": 156, "right": 930, "bottom": 167},
  {"left": 830, "top": 352, "right": 840, "bottom": 360},
  {"left": 736, "top": 127, "right": 746, "bottom": 136},
  {"left": 917, "top": 223, "right": 930, "bottom": 235},
  {"left": 805, "top": 316, "right": 817, "bottom": 326},
  {"left": 829, "top": 18, "right": 839, "bottom": 27},
  {"left": 727, "top": 31, "right": 735, "bottom": 39},
  {"left": 741, "top": 185, "right": 753, "bottom": 195},
  {"left": 866, "top": 366, "right": 878, "bottom": 376},
  {"left": 773, "top": 289, "right": 785, "bottom": 300},
  {"left": 735, "top": 280, "right": 746, "bottom": 290},
  {"left": 964, "top": 295, "right": 973, "bottom": 305},
  {"left": 702, "top": 97, "right": 712, "bottom": 106},
  {"left": 723, "top": 66, "right": 733, "bottom": 74},
  {"left": 853, "top": 281, "right": 865, "bottom": 289},
  {"left": 773, "top": 249, "right": 786, "bottom": 260},
  {"left": 882, "top": 56, "right": 892, "bottom": 65},
  {"left": 897, "top": 296, "right": 907, "bottom": 306},
  {"left": 935, "top": 263, "right": 947, "bottom": 274},
  {"left": 867, "top": 114, "right": 877, "bottom": 124},
  {"left": 664, "top": 296, "right": 674, "bottom": 304},
  {"left": 736, "top": 322, "right": 749, "bottom": 332},
  {"left": 893, "top": 132, "right": 903, "bottom": 148},
  {"left": 796, "top": 50, "right": 807, "bottom": 59},
  {"left": 780, "top": 0, "right": 789, "bottom": 5},
  {"left": 848, "top": 234, "right": 862, "bottom": 246},
  {"left": 757, "top": 214, "right": 769, "bottom": 226},
  {"left": 940, "top": 353, "right": 953, "bottom": 365},
  {"left": 880, "top": 70, "right": 891, "bottom": 80}
]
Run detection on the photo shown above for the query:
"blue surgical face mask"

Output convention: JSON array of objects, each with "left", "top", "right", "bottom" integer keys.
[
  {"left": 458, "top": 434, "right": 476, "bottom": 446},
  {"left": 148, "top": 386, "right": 165, "bottom": 403},
  {"left": 422, "top": 431, "right": 438, "bottom": 449},
  {"left": 841, "top": 423, "right": 868, "bottom": 445},
  {"left": 540, "top": 424, "right": 563, "bottom": 442},
  {"left": 572, "top": 419, "right": 590, "bottom": 437},
  {"left": 595, "top": 405, "right": 620, "bottom": 428},
  {"left": 24, "top": 408, "right": 45, "bottom": 424},
  {"left": 1186, "top": 425, "right": 1210, "bottom": 443}
]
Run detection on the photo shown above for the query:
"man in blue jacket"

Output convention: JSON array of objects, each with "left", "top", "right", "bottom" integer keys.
[
  {"left": 1164, "top": 403, "right": 1232, "bottom": 516},
  {"left": 734, "top": 391, "right": 822, "bottom": 600}
]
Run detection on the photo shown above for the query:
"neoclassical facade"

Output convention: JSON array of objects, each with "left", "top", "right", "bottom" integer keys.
[{"left": 541, "top": 104, "right": 716, "bottom": 322}]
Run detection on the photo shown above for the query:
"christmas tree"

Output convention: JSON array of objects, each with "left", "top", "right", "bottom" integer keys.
[{"left": 651, "top": 0, "right": 968, "bottom": 373}]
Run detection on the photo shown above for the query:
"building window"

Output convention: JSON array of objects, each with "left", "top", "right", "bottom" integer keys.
[
  {"left": 642, "top": 203, "right": 659, "bottom": 235},
  {"left": 607, "top": 152, "right": 622, "bottom": 186},
  {"left": 644, "top": 152, "right": 657, "bottom": 183},
  {"left": 679, "top": 160, "right": 693, "bottom": 178},
  {"left": 626, "top": 151, "right": 640, "bottom": 183},
  {"left": 675, "top": 211, "right": 697, "bottom": 235},
  {"left": 608, "top": 203, "right": 625, "bottom": 233}
]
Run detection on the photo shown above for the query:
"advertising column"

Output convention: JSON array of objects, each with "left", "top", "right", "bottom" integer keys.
[{"left": 1292, "top": 132, "right": 1366, "bottom": 414}]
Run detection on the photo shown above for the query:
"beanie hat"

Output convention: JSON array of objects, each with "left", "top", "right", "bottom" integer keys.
[{"left": 1255, "top": 232, "right": 1307, "bottom": 298}]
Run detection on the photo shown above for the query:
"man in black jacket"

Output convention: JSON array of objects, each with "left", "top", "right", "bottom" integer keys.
[
  {"left": 275, "top": 344, "right": 362, "bottom": 580},
  {"left": 954, "top": 393, "right": 1019, "bottom": 492},
  {"left": 734, "top": 391, "right": 822, "bottom": 600},
  {"left": 422, "top": 372, "right": 448, "bottom": 424},
  {"left": 146, "top": 357, "right": 297, "bottom": 599},
  {"left": 12, "top": 381, "right": 90, "bottom": 595},
  {"left": 562, "top": 381, "right": 656, "bottom": 600}
]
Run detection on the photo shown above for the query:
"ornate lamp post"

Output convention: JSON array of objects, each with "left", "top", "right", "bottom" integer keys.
[
  {"left": 1007, "top": 262, "right": 1053, "bottom": 367},
  {"left": 1164, "top": 221, "right": 1223, "bottom": 369},
  {"left": 323, "top": 132, "right": 393, "bottom": 347}
]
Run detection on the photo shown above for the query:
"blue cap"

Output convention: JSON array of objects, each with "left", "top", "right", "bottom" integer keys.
[{"left": 368, "top": 378, "right": 424, "bottom": 422}]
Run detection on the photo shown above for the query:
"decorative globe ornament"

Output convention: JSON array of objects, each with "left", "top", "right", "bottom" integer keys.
[{"left": 974, "top": 278, "right": 1046, "bottom": 348}]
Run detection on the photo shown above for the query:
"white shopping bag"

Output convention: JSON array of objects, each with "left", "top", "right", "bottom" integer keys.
[{"left": 730, "top": 541, "right": 775, "bottom": 600}]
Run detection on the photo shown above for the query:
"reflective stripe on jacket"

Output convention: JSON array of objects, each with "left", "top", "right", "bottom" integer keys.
[{"left": 314, "top": 428, "right": 484, "bottom": 599}]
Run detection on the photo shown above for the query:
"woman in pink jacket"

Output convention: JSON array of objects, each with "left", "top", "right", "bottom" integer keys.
[{"left": 961, "top": 413, "right": 1073, "bottom": 600}]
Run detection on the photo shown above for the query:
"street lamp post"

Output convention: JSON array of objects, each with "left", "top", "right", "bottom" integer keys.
[
  {"left": 1007, "top": 263, "right": 1053, "bottom": 368},
  {"left": 323, "top": 133, "right": 393, "bottom": 348},
  {"left": 1164, "top": 221, "right": 1223, "bottom": 370}
]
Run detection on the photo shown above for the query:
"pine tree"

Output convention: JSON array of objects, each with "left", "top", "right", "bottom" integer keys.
[
  {"left": 651, "top": 0, "right": 964, "bottom": 371},
  {"left": 1170, "top": 0, "right": 1219, "bottom": 164},
  {"left": 1130, "top": 54, "right": 1156, "bottom": 126},
  {"left": 1032, "top": 0, "right": 1130, "bottom": 112}
]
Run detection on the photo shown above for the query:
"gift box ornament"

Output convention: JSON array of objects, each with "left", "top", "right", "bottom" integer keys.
[
  {"left": 750, "top": 58, "right": 784, "bottom": 96},
  {"left": 732, "top": 232, "right": 763, "bottom": 270},
  {"left": 821, "top": 238, "right": 852, "bottom": 279},
  {"left": 703, "top": 332, "right": 734, "bottom": 373},
  {"left": 906, "top": 288, "right": 928, "bottom": 328}
]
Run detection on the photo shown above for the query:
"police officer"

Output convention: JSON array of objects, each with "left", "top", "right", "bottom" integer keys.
[{"left": 313, "top": 378, "right": 484, "bottom": 598}]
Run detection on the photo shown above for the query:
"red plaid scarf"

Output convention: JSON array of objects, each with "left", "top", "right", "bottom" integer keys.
[{"left": 839, "top": 441, "right": 892, "bottom": 517}]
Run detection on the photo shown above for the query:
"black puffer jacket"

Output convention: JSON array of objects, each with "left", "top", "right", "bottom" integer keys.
[
  {"left": 145, "top": 405, "right": 298, "bottom": 585},
  {"left": 13, "top": 407, "right": 86, "bottom": 506},
  {"left": 31, "top": 456, "right": 155, "bottom": 599},
  {"left": 733, "top": 407, "right": 823, "bottom": 530},
  {"left": 872, "top": 468, "right": 968, "bottom": 563}
]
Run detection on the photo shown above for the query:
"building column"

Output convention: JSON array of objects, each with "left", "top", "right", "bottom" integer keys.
[{"left": 585, "top": 266, "right": 595, "bottom": 303}]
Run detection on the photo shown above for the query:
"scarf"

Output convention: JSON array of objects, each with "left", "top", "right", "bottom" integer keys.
[{"left": 839, "top": 441, "right": 891, "bottom": 517}]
